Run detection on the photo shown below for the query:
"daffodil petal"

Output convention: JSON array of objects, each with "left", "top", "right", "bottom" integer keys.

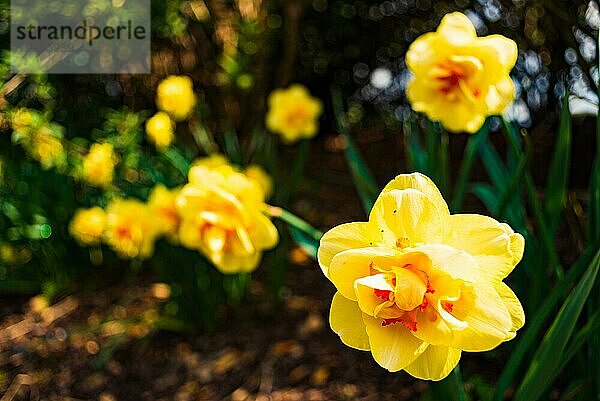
[
  {"left": 381, "top": 172, "right": 450, "bottom": 217},
  {"left": 444, "top": 214, "right": 525, "bottom": 281},
  {"left": 250, "top": 211, "right": 279, "bottom": 250},
  {"left": 448, "top": 284, "right": 514, "bottom": 351},
  {"left": 437, "top": 12, "right": 476, "bottom": 46},
  {"left": 403, "top": 345, "right": 462, "bottom": 381},
  {"left": 363, "top": 314, "right": 428, "bottom": 372},
  {"left": 354, "top": 274, "right": 395, "bottom": 317},
  {"left": 478, "top": 35, "right": 518, "bottom": 71},
  {"left": 415, "top": 243, "right": 480, "bottom": 283},
  {"left": 369, "top": 189, "right": 446, "bottom": 246},
  {"left": 318, "top": 222, "right": 372, "bottom": 277},
  {"left": 329, "top": 247, "right": 400, "bottom": 300},
  {"left": 330, "top": 292, "right": 370, "bottom": 351},
  {"left": 496, "top": 282, "right": 525, "bottom": 335}
]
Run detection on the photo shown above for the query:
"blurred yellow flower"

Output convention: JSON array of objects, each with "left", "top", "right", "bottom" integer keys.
[
  {"left": 83, "top": 143, "right": 118, "bottom": 188},
  {"left": 156, "top": 75, "right": 197, "bottom": 122},
  {"left": 244, "top": 164, "right": 273, "bottom": 199},
  {"left": 69, "top": 207, "right": 107, "bottom": 246},
  {"left": 104, "top": 198, "right": 158, "bottom": 260},
  {"left": 28, "top": 127, "right": 66, "bottom": 170},
  {"left": 11, "top": 108, "right": 34, "bottom": 132},
  {"left": 177, "top": 156, "right": 278, "bottom": 273},
  {"left": 318, "top": 173, "right": 524, "bottom": 380},
  {"left": 145, "top": 112, "right": 175, "bottom": 151},
  {"left": 266, "top": 84, "right": 323, "bottom": 144},
  {"left": 406, "top": 12, "right": 517, "bottom": 133},
  {"left": 148, "top": 184, "right": 180, "bottom": 243},
  {"left": 191, "top": 153, "right": 229, "bottom": 169}
]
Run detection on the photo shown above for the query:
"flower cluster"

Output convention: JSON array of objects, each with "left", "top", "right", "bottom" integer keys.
[
  {"left": 69, "top": 194, "right": 166, "bottom": 260},
  {"left": 318, "top": 173, "right": 525, "bottom": 380},
  {"left": 69, "top": 155, "right": 277, "bottom": 273},
  {"left": 10, "top": 108, "right": 66, "bottom": 171},
  {"left": 144, "top": 75, "right": 197, "bottom": 152}
]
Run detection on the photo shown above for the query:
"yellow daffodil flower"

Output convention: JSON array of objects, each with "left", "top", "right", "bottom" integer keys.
[
  {"left": 148, "top": 184, "right": 181, "bottom": 243},
  {"left": 318, "top": 173, "right": 525, "bottom": 380},
  {"left": 146, "top": 112, "right": 175, "bottom": 151},
  {"left": 406, "top": 12, "right": 517, "bottom": 133},
  {"left": 176, "top": 156, "right": 278, "bottom": 273},
  {"left": 69, "top": 207, "right": 107, "bottom": 246},
  {"left": 82, "top": 143, "right": 118, "bottom": 188},
  {"left": 11, "top": 108, "right": 35, "bottom": 132},
  {"left": 104, "top": 198, "right": 158, "bottom": 260},
  {"left": 266, "top": 84, "right": 323, "bottom": 144},
  {"left": 156, "top": 75, "right": 197, "bottom": 122}
]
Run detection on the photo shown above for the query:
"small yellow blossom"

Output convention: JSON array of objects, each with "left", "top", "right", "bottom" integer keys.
[
  {"left": 156, "top": 75, "right": 197, "bottom": 122},
  {"left": 82, "top": 143, "right": 118, "bottom": 188},
  {"left": 266, "top": 84, "right": 323, "bottom": 144},
  {"left": 11, "top": 108, "right": 35, "bottom": 132},
  {"left": 318, "top": 173, "right": 525, "bottom": 380},
  {"left": 104, "top": 198, "right": 158, "bottom": 260},
  {"left": 148, "top": 184, "right": 181, "bottom": 242},
  {"left": 145, "top": 112, "right": 175, "bottom": 151},
  {"left": 28, "top": 127, "right": 66, "bottom": 170},
  {"left": 177, "top": 156, "right": 279, "bottom": 273},
  {"left": 406, "top": 12, "right": 517, "bottom": 133},
  {"left": 69, "top": 207, "right": 107, "bottom": 246}
]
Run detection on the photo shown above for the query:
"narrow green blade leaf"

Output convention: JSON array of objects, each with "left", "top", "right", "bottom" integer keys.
[
  {"left": 494, "top": 242, "right": 599, "bottom": 401},
  {"left": 403, "top": 119, "right": 427, "bottom": 173},
  {"left": 514, "top": 248, "right": 600, "bottom": 401},
  {"left": 544, "top": 93, "right": 572, "bottom": 236}
]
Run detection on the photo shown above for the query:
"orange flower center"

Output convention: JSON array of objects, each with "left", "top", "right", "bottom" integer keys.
[
  {"left": 284, "top": 107, "right": 309, "bottom": 128},
  {"left": 431, "top": 56, "right": 483, "bottom": 102},
  {"left": 369, "top": 262, "right": 454, "bottom": 332}
]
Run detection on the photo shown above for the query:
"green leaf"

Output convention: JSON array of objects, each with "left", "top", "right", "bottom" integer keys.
[
  {"left": 223, "top": 128, "right": 243, "bottom": 166},
  {"left": 494, "top": 242, "right": 600, "bottom": 401},
  {"left": 514, "top": 248, "right": 600, "bottom": 401},
  {"left": 403, "top": 118, "right": 427, "bottom": 173},
  {"left": 544, "top": 93, "right": 572, "bottom": 236},
  {"left": 331, "top": 87, "right": 378, "bottom": 214},
  {"left": 469, "top": 182, "right": 498, "bottom": 211},
  {"left": 501, "top": 118, "right": 563, "bottom": 279}
]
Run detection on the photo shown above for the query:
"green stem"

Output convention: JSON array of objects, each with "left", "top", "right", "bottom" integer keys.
[
  {"left": 268, "top": 206, "right": 323, "bottom": 242},
  {"left": 450, "top": 123, "right": 489, "bottom": 212}
]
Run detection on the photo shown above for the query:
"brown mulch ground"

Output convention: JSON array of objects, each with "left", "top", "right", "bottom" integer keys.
[{"left": 0, "top": 263, "right": 432, "bottom": 401}]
